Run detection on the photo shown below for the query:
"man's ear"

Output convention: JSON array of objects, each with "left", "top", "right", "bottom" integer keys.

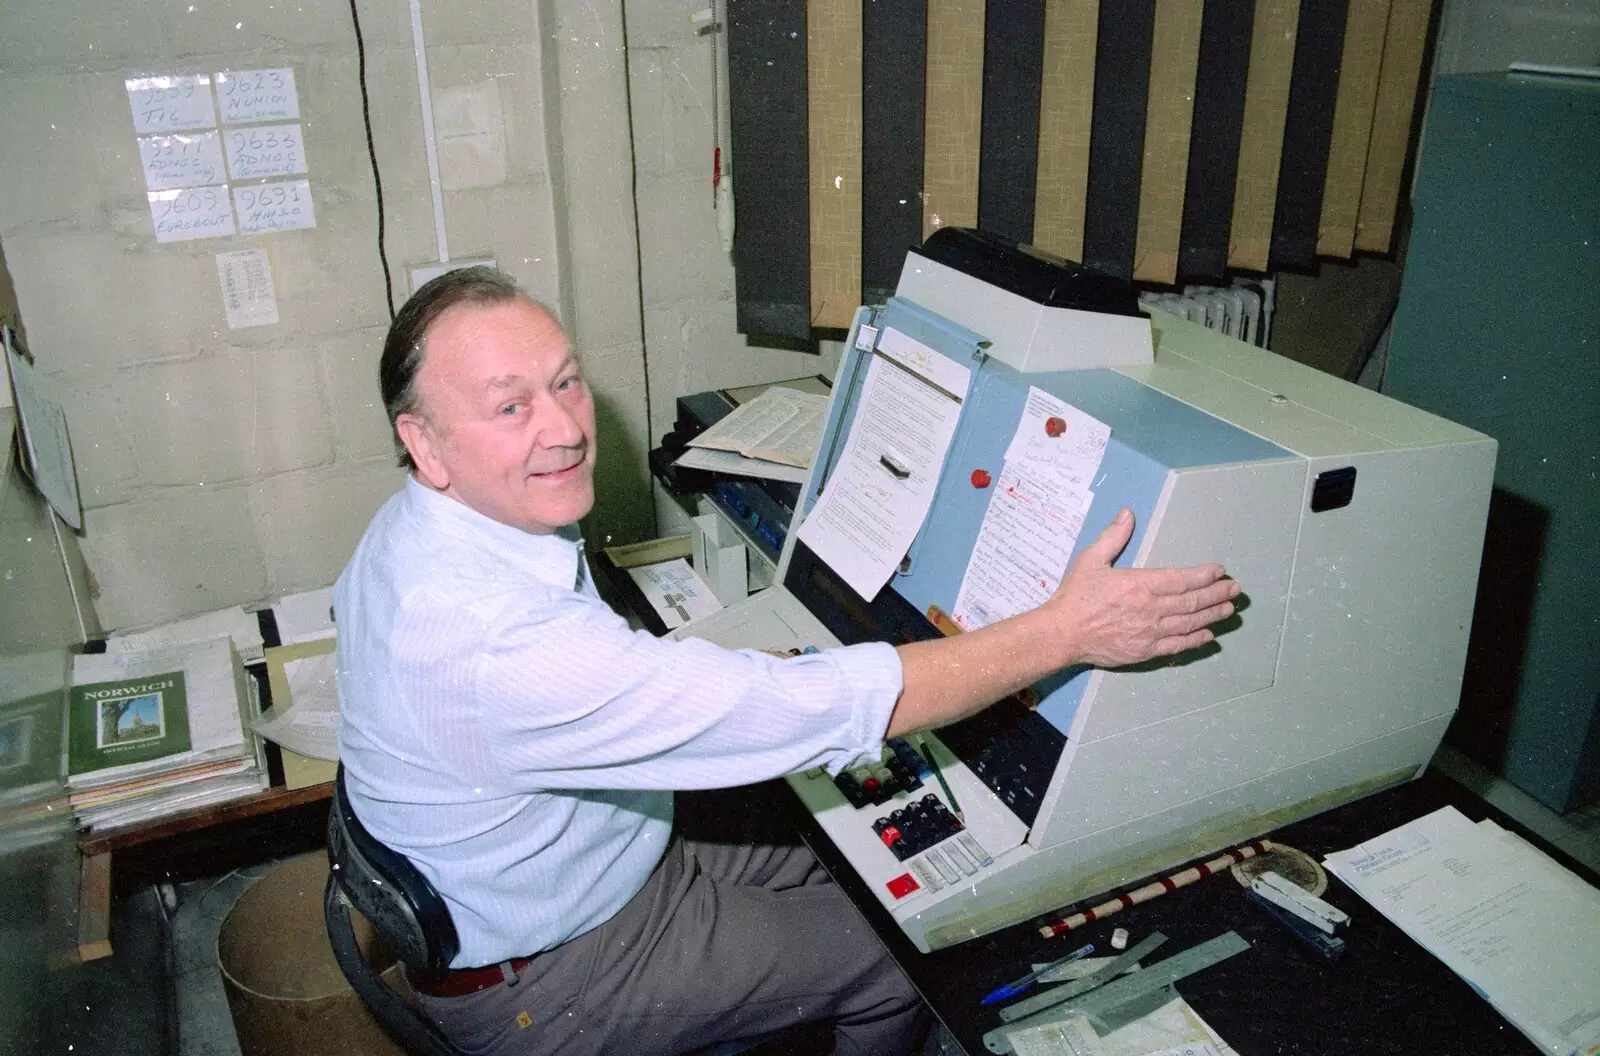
[{"left": 397, "top": 413, "right": 450, "bottom": 491}]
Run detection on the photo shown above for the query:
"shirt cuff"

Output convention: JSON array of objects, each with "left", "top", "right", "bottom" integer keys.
[{"left": 826, "top": 641, "right": 904, "bottom": 773}]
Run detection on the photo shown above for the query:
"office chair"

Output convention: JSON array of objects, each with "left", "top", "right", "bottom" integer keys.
[
  {"left": 324, "top": 764, "right": 465, "bottom": 1056},
  {"left": 325, "top": 764, "right": 826, "bottom": 1056}
]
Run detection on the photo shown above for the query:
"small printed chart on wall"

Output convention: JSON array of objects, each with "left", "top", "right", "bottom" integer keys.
[{"left": 125, "top": 66, "right": 314, "bottom": 329}]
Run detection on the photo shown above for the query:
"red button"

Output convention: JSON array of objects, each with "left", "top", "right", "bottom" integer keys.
[
  {"left": 970, "top": 469, "right": 992, "bottom": 489},
  {"left": 1045, "top": 416, "right": 1066, "bottom": 438},
  {"left": 878, "top": 826, "right": 902, "bottom": 848},
  {"left": 886, "top": 873, "right": 920, "bottom": 899},
  {"left": 862, "top": 777, "right": 881, "bottom": 793}
]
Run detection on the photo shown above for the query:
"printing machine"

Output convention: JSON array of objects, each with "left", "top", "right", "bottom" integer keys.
[{"left": 672, "top": 229, "right": 1497, "bottom": 953}]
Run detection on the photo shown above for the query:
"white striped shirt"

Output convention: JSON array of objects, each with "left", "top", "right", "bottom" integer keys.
[{"left": 334, "top": 478, "right": 902, "bottom": 966}]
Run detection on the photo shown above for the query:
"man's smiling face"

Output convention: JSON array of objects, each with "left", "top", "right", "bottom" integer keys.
[{"left": 396, "top": 298, "right": 597, "bottom": 535}]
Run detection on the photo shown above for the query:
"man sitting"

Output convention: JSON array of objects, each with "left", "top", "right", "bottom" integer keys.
[{"left": 334, "top": 268, "right": 1239, "bottom": 1055}]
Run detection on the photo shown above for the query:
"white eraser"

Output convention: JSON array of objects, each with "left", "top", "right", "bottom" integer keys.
[{"left": 1111, "top": 927, "right": 1129, "bottom": 950}]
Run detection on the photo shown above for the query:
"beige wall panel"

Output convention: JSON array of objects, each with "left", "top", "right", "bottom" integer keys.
[
  {"left": 922, "top": 0, "right": 985, "bottom": 241},
  {"left": 1229, "top": 0, "right": 1302, "bottom": 271},
  {"left": 1032, "top": 0, "right": 1099, "bottom": 262},
  {"left": 1317, "top": 0, "right": 1391, "bottom": 258},
  {"left": 1355, "top": 0, "right": 1431, "bottom": 252},
  {"left": 1133, "top": 0, "right": 1205, "bottom": 283},
  {"left": 808, "top": 0, "right": 864, "bottom": 331}
]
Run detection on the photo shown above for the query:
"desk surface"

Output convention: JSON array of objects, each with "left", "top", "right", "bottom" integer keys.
[{"left": 792, "top": 769, "right": 1598, "bottom": 1056}]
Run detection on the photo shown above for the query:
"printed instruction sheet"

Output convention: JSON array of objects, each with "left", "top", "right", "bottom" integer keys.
[{"left": 795, "top": 330, "right": 968, "bottom": 602}]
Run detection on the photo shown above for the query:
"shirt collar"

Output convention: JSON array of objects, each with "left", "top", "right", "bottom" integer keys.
[{"left": 403, "top": 475, "right": 583, "bottom": 591}]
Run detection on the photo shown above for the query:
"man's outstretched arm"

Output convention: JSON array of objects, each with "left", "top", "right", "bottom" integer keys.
[{"left": 887, "top": 508, "right": 1239, "bottom": 738}]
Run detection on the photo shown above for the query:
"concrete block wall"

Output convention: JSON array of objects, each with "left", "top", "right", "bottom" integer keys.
[
  {"left": 621, "top": 5, "right": 833, "bottom": 539},
  {"left": 0, "top": 0, "right": 589, "bottom": 630},
  {"left": 0, "top": 0, "right": 841, "bottom": 631}
]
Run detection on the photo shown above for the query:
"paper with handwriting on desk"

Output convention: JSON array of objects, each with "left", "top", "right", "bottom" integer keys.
[
  {"left": 1324, "top": 806, "right": 1600, "bottom": 1056},
  {"left": 795, "top": 338, "right": 967, "bottom": 602}
]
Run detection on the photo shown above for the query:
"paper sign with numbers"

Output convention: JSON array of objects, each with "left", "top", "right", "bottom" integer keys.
[
  {"left": 126, "top": 74, "right": 216, "bottom": 134},
  {"left": 216, "top": 249, "right": 280, "bottom": 329},
  {"left": 224, "top": 123, "right": 308, "bottom": 180},
  {"left": 215, "top": 68, "right": 299, "bottom": 123},
  {"left": 138, "top": 131, "right": 226, "bottom": 190},
  {"left": 234, "top": 180, "right": 315, "bottom": 234},
  {"left": 148, "top": 185, "right": 235, "bottom": 243}
]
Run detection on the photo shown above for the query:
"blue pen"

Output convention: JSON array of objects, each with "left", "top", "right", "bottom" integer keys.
[{"left": 978, "top": 942, "right": 1095, "bottom": 1006}]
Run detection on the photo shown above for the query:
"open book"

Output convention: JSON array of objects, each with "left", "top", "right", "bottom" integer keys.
[{"left": 685, "top": 386, "right": 829, "bottom": 470}]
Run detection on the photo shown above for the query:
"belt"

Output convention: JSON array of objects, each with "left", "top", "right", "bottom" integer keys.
[{"left": 412, "top": 954, "right": 540, "bottom": 999}]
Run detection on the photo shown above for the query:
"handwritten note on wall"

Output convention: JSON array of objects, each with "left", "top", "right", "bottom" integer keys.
[
  {"left": 138, "top": 131, "right": 227, "bottom": 190},
  {"left": 126, "top": 74, "right": 217, "bottom": 133},
  {"left": 215, "top": 68, "right": 300, "bottom": 123},
  {"left": 234, "top": 180, "right": 315, "bottom": 234},
  {"left": 128, "top": 66, "right": 313, "bottom": 246},
  {"left": 148, "top": 186, "right": 236, "bottom": 243},
  {"left": 224, "top": 124, "right": 308, "bottom": 180}
]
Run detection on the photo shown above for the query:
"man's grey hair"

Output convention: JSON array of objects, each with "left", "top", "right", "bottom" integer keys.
[{"left": 379, "top": 266, "right": 546, "bottom": 469}]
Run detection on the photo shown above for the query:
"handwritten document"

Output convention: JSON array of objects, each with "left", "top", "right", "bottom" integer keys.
[
  {"left": 215, "top": 68, "right": 300, "bottom": 123},
  {"left": 126, "top": 74, "right": 217, "bottom": 133},
  {"left": 952, "top": 468, "right": 1092, "bottom": 631},
  {"left": 148, "top": 185, "right": 235, "bottom": 242},
  {"left": 234, "top": 179, "right": 315, "bottom": 234},
  {"left": 951, "top": 388, "right": 1110, "bottom": 630},
  {"left": 138, "top": 131, "right": 226, "bottom": 190},
  {"left": 1325, "top": 806, "right": 1600, "bottom": 1055},
  {"left": 224, "top": 123, "right": 308, "bottom": 180},
  {"left": 796, "top": 333, "right": 968, "bottom": 601},
  {"left": 1006, "top": 387, "right": 1112, "bottom": 491}
]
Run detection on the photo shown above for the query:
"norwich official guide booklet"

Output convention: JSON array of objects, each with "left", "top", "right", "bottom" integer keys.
[{"left": 67, "top": 669, "right": 192, "bottom": 777}]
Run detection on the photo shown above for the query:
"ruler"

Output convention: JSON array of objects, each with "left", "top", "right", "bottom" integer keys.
[
  {"left": 998, "top": 931, "right": 1170, "bottom": 1022},
  {"left": 983, "top": 931, "right": 1252, "bottom": 1053}
]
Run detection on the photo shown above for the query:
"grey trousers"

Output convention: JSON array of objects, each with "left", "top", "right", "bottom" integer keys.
[{"left": 414, "top": 786, "right": 934, "bottom": 1055}]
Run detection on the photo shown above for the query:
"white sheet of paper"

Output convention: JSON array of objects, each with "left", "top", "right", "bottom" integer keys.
[
  {"left": 215, "top": 68, "right": 300, "bottom": 123},
  {"left": 952, "top": 466, "right": 1092, "bottom": 631},
  {"left": 1098, "top": 996, "right": 1235, "bottom": 1056},
  {"left": 877, "top": 326, "right": 972, "bottom": 398},
  {"left": 234, "top": 179, "right": 315, "bottom": 234},
  {"left": 126, "top": 74, "right": 217, "bottom": 133},
  {"left": 1005, "top": 1015, "right": 1104, "bottom": 1056},
  {"left": 1324, "top": 806, "right": 1600, "bottom": 1055},
  {"left": 223, "top": 123, "right": 308, "bottom": 180},
  {"left": 253, "top": 651, "right": 340, "bottom": 760},
  {"left": 795, "top": 352, "right": 966, "bottom": 601},
  {"left": 626, "top": 558, "right": 723, "bottom": 630},
  {"left": 138, "top": 130, "right": 227, "bottom": 189},
  {"left": 148, "top": 185, "right": 235, "bottom": 242},
  {"left": 1006, "top": 387, "right": 1112, "bottom": 491},
  {"left": 273, "top": 587, "right": 336, "bottom": 644},
  {"left": 673, "top": 446, "right": 810, "bottom": 485},
  {"left": 4, "top": 335, "right": 83, "bottom": 529},
  {"left": 216, "top": 249, "right": 279, "bottom": 329},
  {"left": 108, "top": 605, "right": 265, "bottom": 663}
]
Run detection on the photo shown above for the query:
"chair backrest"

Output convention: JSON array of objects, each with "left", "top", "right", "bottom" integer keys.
[{"left": 326, "top": 765, "right": 460, "bottom": 982}]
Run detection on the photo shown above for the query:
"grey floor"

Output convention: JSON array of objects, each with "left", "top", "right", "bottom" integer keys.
[{"left": 73, "top": 759, "right": 1600, "bottom": 1056}]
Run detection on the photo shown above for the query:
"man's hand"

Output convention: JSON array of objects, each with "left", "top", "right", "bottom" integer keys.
[{"left": 1044, "top": 507, "right": 1239, "bottom": 668}]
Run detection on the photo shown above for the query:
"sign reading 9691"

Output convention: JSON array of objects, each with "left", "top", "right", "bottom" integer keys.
[{"left": 234, "top": 179, "right": 316, "bottom": 235}]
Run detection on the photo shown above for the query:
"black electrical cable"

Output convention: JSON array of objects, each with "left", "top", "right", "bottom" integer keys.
[{"left": 349, "top": 0, "right": 395, "bottom": 319}]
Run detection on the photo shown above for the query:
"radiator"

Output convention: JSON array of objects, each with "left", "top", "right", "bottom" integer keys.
[{"left": 1140, "top": 278, "right": 1276, "bottom": 349}]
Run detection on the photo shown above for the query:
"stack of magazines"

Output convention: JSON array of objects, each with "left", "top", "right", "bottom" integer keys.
[{"left": 66, "top": 634, "right": 267, "bottom": 831}]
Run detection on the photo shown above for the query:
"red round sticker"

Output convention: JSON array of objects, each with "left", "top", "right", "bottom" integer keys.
[
  {"left": 1045, "top": 416, "right": 1067, "bottom": 438},
  {"left": 970, "top": 469, "right": 992, "bottom": 489}
]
